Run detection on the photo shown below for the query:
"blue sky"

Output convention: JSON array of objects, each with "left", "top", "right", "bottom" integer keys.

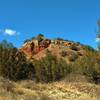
[{"left": 0, "top": 0, "right": 99, "bottom": 48}]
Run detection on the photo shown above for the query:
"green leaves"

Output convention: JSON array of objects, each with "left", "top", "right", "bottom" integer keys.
[
  {"left": 0, "top": 40, "right": 35, "bottom": 81},
  {"left": 33, "top": 51, "right": 70, "bottom": 82}
]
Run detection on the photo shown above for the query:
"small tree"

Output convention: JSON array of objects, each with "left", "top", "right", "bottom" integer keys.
[
  {"left": 0, "top": 40, "right": 35, "bottom": 81},
  {"left": 33, "top": 51, "right": 71, "bottom": 82},
  {"left": 37, "top": 33, "right": 44, "bottom": 42},
  {"left": 56, "top": 37, "right": 64, "bottom": 41},
  {"left": 96, "top": 19, "right": 100, "bottom": 50}
]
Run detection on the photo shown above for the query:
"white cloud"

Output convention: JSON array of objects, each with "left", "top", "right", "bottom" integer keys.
[
  {"left": 0, "top": 29, "right": 20, "bottom": 36},
  {"left": 4, "top": 29, "right": 19, "bottom": 36},
  {"left": 96, "top": 38, "right": 100, "bottom": 42}
]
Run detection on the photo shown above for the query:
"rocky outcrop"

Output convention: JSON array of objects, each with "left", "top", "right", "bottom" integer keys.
[{"left": 20, "top": 37, "right": 84, "bottom": 61}]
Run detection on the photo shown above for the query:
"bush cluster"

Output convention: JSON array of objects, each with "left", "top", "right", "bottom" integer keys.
[
  {"left": 33, "top": 51, "right": 71, "bottom": 82},
  {"left": 0, "top": 40, "right": 100, "bottom": 84},
  {"left": 71, "top": 51, "right": 100, "bottom": 84},
  {"left": 82, "top": 45, "right": 96, "bottom": 52},
  {"left": 0, "top": 40, "right": 35, "bottom": 81},
  {"left": 0, "top": 40, "right": 71, "bottom": 82},
  {"left": 69, "top": 43, "right": 80, "bottom": 51},
  {"left": 60, "top": 50, "right": 68, "bottom": 57}
]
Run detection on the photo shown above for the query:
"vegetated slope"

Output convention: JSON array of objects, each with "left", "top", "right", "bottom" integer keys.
[
  {"left": 20, "top": 35, "right": 100, "bottom": 83},
  {"left": 0, "top": 36, "right": 100, "bottom": 100}
]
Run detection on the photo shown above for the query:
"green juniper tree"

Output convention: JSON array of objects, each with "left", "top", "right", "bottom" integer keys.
[
  {"left": 96, "top": 19, "right": 100, "bottom": 50},
  {"left": 37, "top": 33, "right": 44, "bottom": 43},
  {"left": 0, "top": 40, "right": 35, "bottom": 81}
]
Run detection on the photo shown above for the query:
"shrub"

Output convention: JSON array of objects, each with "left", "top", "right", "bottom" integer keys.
[
  {"left": 77, "top": 51, "right": 83, "bottom": 56},
  {"left": 82, "top": 45, "right": 96, "bottom": 52},
  {"left": 68, "top": 52, "right": 78, "bottom": 61},
  {"left": 33, "top": 51, "right": 71, "bottom": 82},
  {"left": 60, "top": 50, "right": 68, "bottom": 57},
  {"left": 56, "top": 37, "right": 64, "bottom": 41},
  {"left": 71, "top": 51, "right": 100, "bottom": 84},
  {"left": 0, "top": 40, "right": 35, "bottom": 81},
  {"left": 24, "top": 37, "right": 36, "bottom": 43},
  {"left": 37, "top": 33, "right": 44, "bottom": 43},
  {"left": 70, "top": 44, "right": 79, "bottom": 51}
]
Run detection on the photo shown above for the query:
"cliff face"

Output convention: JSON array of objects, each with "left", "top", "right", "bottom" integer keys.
[
  {"left": 20, "top": 37, "right": 85, "bottom": 62},
  {"left": 20, "top": 39, "right": 51, "bottom": 56}
]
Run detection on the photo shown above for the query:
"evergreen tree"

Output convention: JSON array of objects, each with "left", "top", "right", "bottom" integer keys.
[
  {"left": 37, "top": 33, "right": 44, "bottom": 42},
  {"left": 0, "top": 40, "right": 35, "bottom": 81},
  {"left": 96, "top": 19, "right": 100, "bottom": 50}
]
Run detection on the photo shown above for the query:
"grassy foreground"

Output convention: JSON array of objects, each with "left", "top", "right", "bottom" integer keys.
[{"left": 0, "top": 77, "right": 100, "bottom": 100}]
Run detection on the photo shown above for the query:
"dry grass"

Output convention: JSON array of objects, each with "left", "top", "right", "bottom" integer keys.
[{"left": 0, "top": 77, "right": 100, "bottom": 100}]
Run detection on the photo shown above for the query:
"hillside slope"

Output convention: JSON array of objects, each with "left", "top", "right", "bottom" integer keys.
[
  {"left": 0, "top": 35, "right": 100, "bottom": 100},
  {"left": 20, "top": 36, "right": 87, "bottom": 62}
]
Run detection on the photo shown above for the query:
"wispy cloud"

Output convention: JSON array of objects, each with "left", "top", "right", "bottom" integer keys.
[
  {"left": 96, "top": 37, "right": 100, "bottom": 42},
  {"left": 0, "top": 29, "right": 20, "bottom": 36},
  {"left": 4, "top": 29, "right": 20, "bottom": 36}
]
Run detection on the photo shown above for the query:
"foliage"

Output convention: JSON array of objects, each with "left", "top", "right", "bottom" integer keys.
[
  {"left": 33, "top": 51, "right": 71, "bottom": 82},
  {"left": 97, "top": 19, "right": 100, "bottom": 50},
  {"left": 0, "top": 40, "right": 14, "bottom": 49},
  {"left": 71, "top": 51, "right": 100, "bottom": 84},
  {"left": 24, "top": 37, "right": 35, "bottom": 43},
  {"left": 0, "top": 40, "right": 35, "bottom": 81},
  {"left": 60, "top": 50, "right": 68, "bottom": 57},
  {"left": 82, "top": 45, "right": 96, "bottom": 52},
  {"left": 37, "top": 33, "right": 44, "bottom": 43},
  {"left": 69, "top": 43, "right": 80, "bottom": 51},
  {"left": 56, "top": 37, "right": 64, "bottom": 41},
  {"left": 0, "top": 39, "right": 100, "bottom": 84},
  {"left": 68, "top": 52, "right": 78, "bottom": 61}
]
